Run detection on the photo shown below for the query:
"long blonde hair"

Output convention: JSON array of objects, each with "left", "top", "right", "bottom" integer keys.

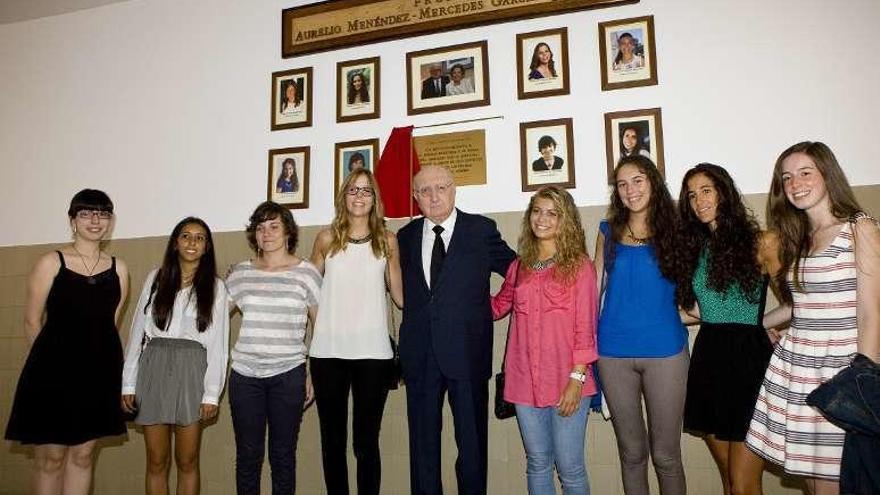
[
  {"left": 518, "top": 185, "right": 588, "bottom": 283},
  {"left": 328, "top": 169, "right": 389, "bottom": 258}
]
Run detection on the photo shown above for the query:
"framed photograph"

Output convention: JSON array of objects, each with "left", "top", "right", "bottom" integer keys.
[
  {"left": 336, "top": 57, "right": 380, "bottom": 123},
  {"left": 604, "top": 107, "right": 665, "bottom": 183},
  {"left": 334, "top": 138, "right": 380, "bottom": 191},
  {"left": 406, "top": 40, "right": 490, "bottom": 115},
  {"left": 516, "top": 27, "right": 570, "bottom": 100},
  {"left": 519, "top": 118, "right": 575, "bottom": 192},
  {"left": 271, "top": 67, "right": 313, "bottom": 130},
  {"left": 267, "top": 146, "right": 310, "bottom": 209},
  {"left": 598, "top": 15, "right": 658, "bottom": 91}
]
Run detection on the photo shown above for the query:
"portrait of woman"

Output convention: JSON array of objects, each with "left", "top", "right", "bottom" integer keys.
[
  {"left": 619, "top": 123, "right": 651, "bottom": 159},
  {"left": 122, "top": 217, "right": 229, "bottom": 495},
  {"left": 347, "top": 71, "right": 369, "bottom": 106},
  {"left": 227, "top": 202, "right": 321, "bottom": 494},
  {"left": 5, "top": 189, "right": 130, "bottom": 495},
  {"left": 532, "top": 135, "right": 564, "bottom": 172},
  {"left": 612, "top": 32, "right": 644, "bottom": 72},
  {"left": 276, "top": 158, "right": 300, "bottom": 194},
  {"left": 595, "top": 156, "right": 688, "bottom": 495},
  {"left": 746, "top": 142, "right": 880, "bottom": 495},
  {"left": 445, "top": 63, "right": 475, "bottom": 96},
  {"left": 280, "top": 79, "right": 302, "bottom": 115},
  {"left": 309, "top": 169, "right": 402, "bottom": 495},
  {"left": 491, "top": 185, "right": 598, "bottom": 495},
  {"left": 528, "top": 42, "right": 557, "bottom": 80},
  {"left": 676, "top": 164, "right": 781, "bottom": 495}
]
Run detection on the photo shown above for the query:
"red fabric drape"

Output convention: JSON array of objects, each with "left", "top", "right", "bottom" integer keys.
[{"left": 375, "top": 126, "right": 422, "bottom": 219}]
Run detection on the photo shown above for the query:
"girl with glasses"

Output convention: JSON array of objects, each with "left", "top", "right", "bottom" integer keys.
[{"left": 308, "top": 169, "right": 403, "bottom": 495}]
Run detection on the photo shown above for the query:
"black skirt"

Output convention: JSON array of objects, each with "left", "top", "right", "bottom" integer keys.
[{"left": 684, "top": 322, "right": 773, "bottom": 441}]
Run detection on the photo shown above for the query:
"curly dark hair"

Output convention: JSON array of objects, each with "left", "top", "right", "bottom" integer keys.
[
  {"left": 676, "top": 164, "right": 762, "bottom": 310},
  {"left": 245, "top": 201, "right": 298, "bottom": 254},
  {"left": 604, "top": 155, "right": 680, "bottom": 281}
]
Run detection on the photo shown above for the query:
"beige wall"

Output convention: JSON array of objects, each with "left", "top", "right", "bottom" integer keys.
[{"left": 1, "top": 186, "right": 878, "bottom": 494}]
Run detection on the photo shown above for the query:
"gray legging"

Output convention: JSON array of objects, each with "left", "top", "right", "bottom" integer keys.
[{"left": 598, "top": 349, "right": 689, "bottom": 495}]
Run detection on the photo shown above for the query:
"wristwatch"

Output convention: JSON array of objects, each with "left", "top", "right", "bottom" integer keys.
[{"left": 569, "top": 371, "right": 586, "bottom": 383}]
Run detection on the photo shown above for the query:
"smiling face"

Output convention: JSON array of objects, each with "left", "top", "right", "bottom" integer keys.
[
  {"left": 413, "top": 166, "right": 456, "bottom": 224},
  {"left": 616, "top": 163, "right": 652, "bottom": 214},
  {"left": 176, "top": 222, "right": 208, "bottom": 264},
  {"left": 781, "top": 152, "right": 829, "bottom": 212},
  {"left": 72, "top": 210, "right": 112, "bottom": 241},
  {"left": 255, "top": 217, "right": 287, "bottom": 253},
  {"left": 450, "top": 66, "right": 463, "bottom": 82},
  {"left": 285, "top": 82, "right": 296, "bottom": 101},
  {"left": 352, "top": 74, "right": 363, "bottom": 90},
  {"left": 540, "top": 144, "right": 556, "bottom": 162},
  {"left": 536, "top": 44, "right": 552, "bottom": 65},
  {"left": 622, "top": 128, "right": 638, "bottom": 153},
  {"left": 618, "top": 35, "right": 634, "bottom": 56},
  {"left": 282, "top": 160, "right": 294, "bottom": 179},
  {"left": 530, "top": 197, "right": 560, "bottom": 242},
  {"left": 345, "top": 173, "right": 375, "bottom": 218},
  {"left": 687, "top": 173, "right": 720, "bottom": 230},
  {"left": 429, "top": 65, "right": 442, "bottom": 79}
]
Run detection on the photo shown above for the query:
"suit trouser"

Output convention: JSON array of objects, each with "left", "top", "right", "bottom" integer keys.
[{"left": 405, "top": 344, "right": 489, "bottom": 495}]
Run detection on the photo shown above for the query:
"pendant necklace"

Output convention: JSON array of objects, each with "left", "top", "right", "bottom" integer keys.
[
  {"left": 626, "top": 224, "right": 650, "bottom": 246},
  {"left": 72, "top": 245, "right": 102, "bottom": 284},
  {"left": 530, "top": 255, "right": 556, "bottom": 271}
]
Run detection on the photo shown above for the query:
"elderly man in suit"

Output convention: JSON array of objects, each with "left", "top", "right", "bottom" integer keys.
[
  {"left": 397, "top": 165, "right": 515, "bottom": 495},
  {"left": 420, "top": 64, "right": 450, "bottom": 99}
]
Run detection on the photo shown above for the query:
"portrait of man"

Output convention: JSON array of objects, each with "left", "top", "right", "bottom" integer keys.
[
  {"left": 397, "top": 165, "right": 515, "bottom": 495},
  {"left": 420, "top": 63, "right": 450, "bottom": 99}
]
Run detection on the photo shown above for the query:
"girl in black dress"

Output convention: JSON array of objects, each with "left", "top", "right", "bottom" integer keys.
[{"left": 5, "top": 189, "right": 130, "bottom": 495}]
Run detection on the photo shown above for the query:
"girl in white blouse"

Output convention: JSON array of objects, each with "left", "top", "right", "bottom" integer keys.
[{"left": 122, "top": 217, "right": 229, "bottom": 495}]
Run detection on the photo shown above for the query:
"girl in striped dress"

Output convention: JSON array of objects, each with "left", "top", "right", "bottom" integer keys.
[{"left": 746, "top": 141, "right": 880, "bottom": 495}]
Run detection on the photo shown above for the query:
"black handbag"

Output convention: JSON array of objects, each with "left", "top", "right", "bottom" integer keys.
[
  {"left": 388, "top": 336, "right": 402, "bottom": 390},
  {"left": 494, "top": 260, "right": 520, "bottom": 420}
]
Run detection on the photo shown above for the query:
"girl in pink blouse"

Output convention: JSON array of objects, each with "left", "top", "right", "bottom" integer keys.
[{"left": 491, "top": 186, "right": 599, "bottom": 495}]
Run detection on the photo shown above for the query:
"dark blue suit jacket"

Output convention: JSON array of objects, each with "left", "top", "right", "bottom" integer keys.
[{"left": 397, "top": 210, "right": 515, "bottom": 382}]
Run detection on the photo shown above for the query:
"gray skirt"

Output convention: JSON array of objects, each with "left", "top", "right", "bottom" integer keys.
[{"left": 135, "top": 338, "right": 207, "bottom": 426}]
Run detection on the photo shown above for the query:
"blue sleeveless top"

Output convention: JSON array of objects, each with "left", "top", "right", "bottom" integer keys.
[{"left": 597, "top": 221, "right": 687, "bottom": 358}]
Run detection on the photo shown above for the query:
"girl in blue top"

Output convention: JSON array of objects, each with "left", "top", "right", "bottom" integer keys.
[{"left": 594, "top": 156, "right": 688, "bottom": 495}]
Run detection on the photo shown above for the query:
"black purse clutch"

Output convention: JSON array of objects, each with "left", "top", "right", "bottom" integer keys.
[
  {"left": 388, "top": 336, "right": 402, "bottom": 390},
  {"left": 494, "top": 259, "right": 520, "bottom": 420}
]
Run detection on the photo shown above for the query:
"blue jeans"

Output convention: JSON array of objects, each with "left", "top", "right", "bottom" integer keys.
[
  {"left": 229, "top": 365, "right": 306, "bottom": 495},
  {"left": 515, "top": 397, "right": 591, "bottom": 495}
]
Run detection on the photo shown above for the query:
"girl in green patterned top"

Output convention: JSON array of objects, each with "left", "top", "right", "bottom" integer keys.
[{"left": 676, "top": 163, "right": 784, "bottom": 495}]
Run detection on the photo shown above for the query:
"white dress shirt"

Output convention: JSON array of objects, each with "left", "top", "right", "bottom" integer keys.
[{"left": 421, "top": 209, "right": 457, "bottom": 288}]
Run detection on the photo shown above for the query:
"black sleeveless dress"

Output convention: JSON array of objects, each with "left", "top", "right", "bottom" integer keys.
[{"left": 5, "top": 251, "right": 126, "bottom": 445}]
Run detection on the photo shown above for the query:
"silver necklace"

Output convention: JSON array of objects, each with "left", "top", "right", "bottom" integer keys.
[
  {"left": 347, "top": 234, "right": 373, "bottom": 244},
  {"left": 530, "top": 256, "right": 556, "bottom": 271},
  {"left": 72, "top": 245, "right": 102, "bottom": 284}
]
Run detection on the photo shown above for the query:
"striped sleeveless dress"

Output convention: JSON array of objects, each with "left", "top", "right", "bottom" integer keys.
[{"left": 746, "top": 221, "right": 858, "bottom": 480}]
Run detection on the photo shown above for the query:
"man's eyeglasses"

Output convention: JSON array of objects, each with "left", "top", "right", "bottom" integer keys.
[{"left": 414, "top": 182, "right": 453, "bottom": 197}]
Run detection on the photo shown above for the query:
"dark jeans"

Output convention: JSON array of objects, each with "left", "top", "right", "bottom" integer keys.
[
  {"left": 807, "top": 354, "right": 880, "bottom": 495},
  {"left": 229, "top": 365, "right": 306, "bottom": 495},
  {"left": 310, "top": 357, "right": 392, "bottom": 495}
]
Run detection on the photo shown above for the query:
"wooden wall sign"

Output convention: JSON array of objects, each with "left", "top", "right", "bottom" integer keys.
[{"left": 282, "top": 0, "right": 638, "bottom": 57}]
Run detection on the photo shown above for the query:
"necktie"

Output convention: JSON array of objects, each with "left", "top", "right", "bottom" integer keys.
[
  {"left": 430, "top": 225, "right": 445, "bottom": 289},
  {"left": 435, "top": 79, "right": 440, "bottom": 93}
]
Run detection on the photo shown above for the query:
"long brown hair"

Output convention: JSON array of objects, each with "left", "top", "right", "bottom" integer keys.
[
  {"left": 766, "top": 141, "right": 862, "bottom": 303},
  {"left": 328, "top": 169, "right": 389, "bottom": 258},
  {"left": 518, "top": 186, "right": 588, "bottom": 284}
]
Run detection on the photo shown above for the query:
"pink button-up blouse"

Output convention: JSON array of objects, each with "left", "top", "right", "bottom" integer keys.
[{"left": 491, "top": 258, "right": 599, "bottom": 408}]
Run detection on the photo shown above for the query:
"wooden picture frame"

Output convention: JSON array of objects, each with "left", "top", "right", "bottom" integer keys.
[
  {"left": 268, "top": 146, "right": 310, "bottom": 209},
  {"left": 334, "top": 138, "right": 380, "bottom": 191},
  {"left": 516, "top": 27, "right": 570, "bottom": 100},
  {"left": 336, "top": 57, "right": 380, "bottom": 123},
  {"left": 603, "top": 107, "right": 665, "bottom": 183},
  {"left": 271, "top": 68, "right": 314, "bottom": 130},
  {"left": 598, "top": 15, "right": 658, "bottom": 91},
  {"left": 519, "top": 118, "right": 576, "bottom": 192},
  {"left": 406, "top": 40, "right": 490, "bottom": 115}
]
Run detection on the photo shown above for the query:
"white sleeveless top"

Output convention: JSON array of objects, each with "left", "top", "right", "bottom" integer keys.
[{"left": 309, "top": 241, "right": 393, "bottom": 359}]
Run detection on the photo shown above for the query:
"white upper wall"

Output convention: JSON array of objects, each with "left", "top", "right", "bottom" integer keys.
[{"left": 1, "top": 0, "right": 878, "bottom": 246}]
